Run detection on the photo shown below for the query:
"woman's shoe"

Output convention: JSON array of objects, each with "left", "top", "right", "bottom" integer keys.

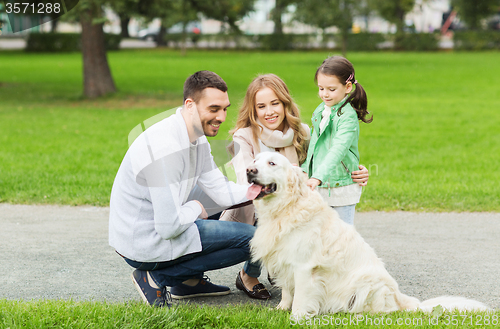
[
  {"left": 235, "top": 271, "right": 271, "bottom": 300},
  {"left": 267, "top": 273, "right": 276, "bottom": 286}
]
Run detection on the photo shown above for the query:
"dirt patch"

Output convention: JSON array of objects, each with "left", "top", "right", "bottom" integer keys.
[{"left": 71, "top": 94, "right": 181, "bottom": 110}]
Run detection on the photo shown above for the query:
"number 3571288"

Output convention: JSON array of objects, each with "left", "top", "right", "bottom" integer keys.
[{"left": 5, "top": 2, "right": 61, "bottom": 14}]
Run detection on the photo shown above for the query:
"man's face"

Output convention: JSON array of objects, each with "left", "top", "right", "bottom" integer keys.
[{"left": 194, "top": 88, "right": 230, "bottom": 137}]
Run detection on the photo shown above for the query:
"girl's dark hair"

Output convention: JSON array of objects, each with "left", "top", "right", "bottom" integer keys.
[{"left": 315, "top": 56, "right": 373, "bottom": 124}]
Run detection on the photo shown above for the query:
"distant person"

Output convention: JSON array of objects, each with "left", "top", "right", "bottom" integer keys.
[
  {"left": 302, "top": 56, "right": 373, "bottom": 225},
  {"left": 109, "top": 71, "right": 263, "bottom": 307},
  {"left": 220, "top": 74, "right": 369, "bottom": 290}
]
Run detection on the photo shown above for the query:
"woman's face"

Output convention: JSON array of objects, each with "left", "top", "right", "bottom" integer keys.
[{"left": 254, "top": 87, "right": 286, "bottom": 132}]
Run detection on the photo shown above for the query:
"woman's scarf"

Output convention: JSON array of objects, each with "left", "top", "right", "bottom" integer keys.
[{"left": 257, "top": 119, "right": 299, "bottom": 165}]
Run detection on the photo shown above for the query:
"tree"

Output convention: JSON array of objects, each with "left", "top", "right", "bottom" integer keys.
[
  {"left": 369, "top": 0, "right": 415, "bottom": 48},
  {"left": 79, "top": 1, "right": 116, "bottom": 98},
  {"left": 452, "top": 0, "right": 500, "bottom": 30},
  {"left": 0, "top": 0, "right": 114, "bottom": 98},
  {"left": 164, "top": 0, "right": 199, "bottom": 54},
  {"left": 189, "top": 0, "right": 255, "bottom": 34},
  {"left": 357, "top": 0, "right": 376, "bottom": 31},
  {"left": 295, "top": 0, "right": 357, "bottom": 56},
  {"left": 134, "top": 0, "right": 197, "bottom": 51},
  {"left": 111, "top": 0, "right": 140, "bottom": 38},
  {"left": 271, "top": 0, "right": 297, "bottom": 34},
  {"left": 135, "top": 0, "right": 174, "bottom": 46}
]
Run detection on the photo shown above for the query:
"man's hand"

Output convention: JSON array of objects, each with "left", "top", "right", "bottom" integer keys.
[
  {"left": 306, "top": 178, "right": 321, "bottom": 191},
  {"left": 194, "top": 200, "right": 208, "bottom": 219},
  {"left": 351, "top": 165, "right": 369, "bottom": 186}
]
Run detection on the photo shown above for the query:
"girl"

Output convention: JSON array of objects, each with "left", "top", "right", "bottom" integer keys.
[
  {"left": 221, "top": 73, "right": 369, "bottom": 298},
  {"left": 302, "top": 56, "right": 373, "bottom": 225}
]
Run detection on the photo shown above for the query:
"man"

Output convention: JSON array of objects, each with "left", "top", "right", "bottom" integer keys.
[{"left": 109, "top": 71, "right": 271, "bottom": 307}]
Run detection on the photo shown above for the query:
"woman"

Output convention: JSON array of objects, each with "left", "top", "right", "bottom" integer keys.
[{"left": 221, "top": 74, "right": 369, "bottom": 299}]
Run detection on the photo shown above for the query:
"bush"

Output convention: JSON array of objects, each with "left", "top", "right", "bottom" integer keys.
[
  {"left": 396, "top": 33, "right": 439, "bottom": 51},
  {"left": 259, "top": 33, "right": 294, "bottom": 50},
  {"left": 345, "top": 32, "right": 386, "bottom": 51},
  {"left": 453, "top": 31, "right": 500, "bottom": 50},
  {"left": 26, "top": 33, "right": 122, "bottom": 52},
  {"left": 26, "top": 33, "right": 81, "bottom": 52},
  {"left": 163, "top": 33, "right": 202, "bottom": 45},
  {"left": 105, "top": 34, "right": 122, "bottom": 51}
]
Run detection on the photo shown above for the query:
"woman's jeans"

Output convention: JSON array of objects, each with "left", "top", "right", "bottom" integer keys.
[
  {"left": 332, "top": 204, "right": 356, "bottom": 225},
  {"left": 123, "top": 219, "right": 261, "bottom": 288}
]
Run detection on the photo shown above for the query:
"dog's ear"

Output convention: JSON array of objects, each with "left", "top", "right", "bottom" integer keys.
[
  {"left": 292, "top": 166, "right": 308, "bottom": 184},
  {"left": 286, "top": 166, "right": 308, "bottom": 195}
]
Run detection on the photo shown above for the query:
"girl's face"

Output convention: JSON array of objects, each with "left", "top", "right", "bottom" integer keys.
[
  {"left": 317, "top": 73, "right": 352, "bottom": 107},
  {"left": 254, "top": 87, "right": 286, "bottom": 132}
]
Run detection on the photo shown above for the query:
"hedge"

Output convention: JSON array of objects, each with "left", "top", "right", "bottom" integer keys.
[
  {"left": 342, "top": 32, "right": 386, "bottom": 51},
  {"left": 395, "top": 32, "right": 440, "bottom": 51},
  {"left": 26, "top": 33, "right": 122, "bottom": 52},
  {"left": 453, "top": 31, "right": 500, "bottom": 50},
  {"left": 182, "top": 33, "right": 388, "bottom": 51}
]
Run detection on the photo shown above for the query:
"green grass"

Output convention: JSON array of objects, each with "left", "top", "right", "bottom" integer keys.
[
  {"left": 0, "top": 49, "right": 499, "bottom": 210},
  {"left": 1, "top": 300, "right": 499, "bottom": 328}
]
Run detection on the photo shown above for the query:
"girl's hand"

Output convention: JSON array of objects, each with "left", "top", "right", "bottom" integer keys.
[
  {"left": 306, "top": 178, "right": 321, "bottom": 191},
  {"left": 351, "top": 165, "right": 369, "bottom": 186},
  {"left": 194, "top": 200, "right": 209, "bottom": 219}
]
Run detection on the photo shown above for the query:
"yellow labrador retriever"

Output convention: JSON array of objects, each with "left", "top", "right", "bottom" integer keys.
[{"left": 246, "top": 152, "right": 489, "bottom": 318}]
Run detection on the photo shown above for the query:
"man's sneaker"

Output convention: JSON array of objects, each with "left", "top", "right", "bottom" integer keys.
[
  {"left": 170, "top": 276, "right": 230, "bottom": 299},
  {"left": 131, "top": 270, "right": 172, "bottom": 307}
]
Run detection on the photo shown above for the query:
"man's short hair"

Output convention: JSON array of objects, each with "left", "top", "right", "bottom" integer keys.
[{"left": 183, "top": 71, "right": 228, "bottom": 103}]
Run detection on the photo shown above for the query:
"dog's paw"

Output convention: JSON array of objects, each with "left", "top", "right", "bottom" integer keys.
[
  {"left": 277, "top": 300, "right": 292, "bottom": 310},
  {"left": 290, "top": 310, "right": 315, "bottom": 322}
]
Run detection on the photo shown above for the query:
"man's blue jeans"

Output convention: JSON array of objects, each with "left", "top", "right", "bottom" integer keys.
[{"left": 123, "top": 219, "right": 261, "bottom": 288}]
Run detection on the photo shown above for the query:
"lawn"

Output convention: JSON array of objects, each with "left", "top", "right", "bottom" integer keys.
[
  {"left": 0, "top": 49, "right": 499, "bottom": 211},
  {"left": 1, "top": 299, "right": 499, "bottom": 328}
]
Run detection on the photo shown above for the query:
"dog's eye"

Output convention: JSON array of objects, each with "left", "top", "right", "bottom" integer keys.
[{"left": 269, "top": 161, "right": 276, "bottom": 166}]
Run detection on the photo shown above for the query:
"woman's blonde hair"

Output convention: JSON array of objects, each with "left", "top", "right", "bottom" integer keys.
[{"left": 231, "top": 74, "right": 309, "bottom": 165}]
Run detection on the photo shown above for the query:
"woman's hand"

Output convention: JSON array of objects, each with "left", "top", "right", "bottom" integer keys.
[
  {"left": 306, "top": 178, "right": 321, "bottom": 191},
  {"left": 351, "top": 165, "right": 369, "bottom": 186}
]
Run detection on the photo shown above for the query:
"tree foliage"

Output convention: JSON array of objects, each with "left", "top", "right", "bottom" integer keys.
[
  {"left": 188, "top": 0, "right": 255, "bottom": 33},
  {"left": 368, "top": 0, "right": 416, "bottom": 49},
  {"left": 369, "top": 0, "right": 415, "bottom": 33},
  {"left": 294, "top": 0, "right": 358, "bottom": 56},
  {"left": 452, "top": 0, "right": 500, "bottom": 30}
]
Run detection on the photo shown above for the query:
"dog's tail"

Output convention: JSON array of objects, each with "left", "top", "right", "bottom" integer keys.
[
  {"left": 418, "top": 296, "right": 490, "bottom": 312},
  {"left": 395, "top": 291, "right": 420, "bottom": 310}
]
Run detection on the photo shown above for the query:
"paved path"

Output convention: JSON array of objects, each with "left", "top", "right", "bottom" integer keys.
[{"left": 1, "top": 204, "right": 498, "bottom": 309}]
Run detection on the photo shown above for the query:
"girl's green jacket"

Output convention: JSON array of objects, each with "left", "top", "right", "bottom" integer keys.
[{"left": 301, "top": 99, "right": 360, "bottom": 188}]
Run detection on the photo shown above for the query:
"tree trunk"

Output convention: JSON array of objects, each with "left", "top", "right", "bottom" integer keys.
[
  {"left": 51, "top": 18, "right": 59, "bottom": 33},
  {"left": 394, "top": 6, "right": 406, "bottom": 50},
  {"left": 341, "top": 29, "right": 348, "bottom": 57},
  {"left": 119, "top": 15, "right": 130, "bottom": 38},
  {"left": 180, "top": 21, "right": 187, "bottom": 56},
  {"left": 157, "top": 23, "right": 168, "bottom": 46},
  {"left": 272, "top": 0, "right": 285, "bottom": 34},
  {"left": 80, "top": 5, "right": 116, "bottom": 98}
]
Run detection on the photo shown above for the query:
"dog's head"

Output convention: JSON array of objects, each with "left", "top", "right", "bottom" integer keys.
[{"left": 245, "top": 152, "right": 306, "bottom": 201}]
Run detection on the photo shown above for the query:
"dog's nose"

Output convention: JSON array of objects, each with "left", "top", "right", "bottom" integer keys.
[{"left": 246, "top": 167, "right": 258, "bottom": 175}]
